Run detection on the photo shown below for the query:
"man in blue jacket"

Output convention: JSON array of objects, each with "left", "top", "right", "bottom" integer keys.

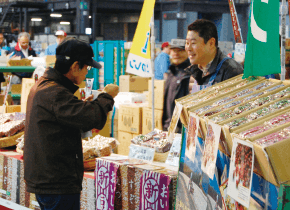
[
  {"left": 154, "top": 42, "right": 171, "bottom": 80},
  {"left": 45, "top": 30, "right": 67, "bottom": 55}
]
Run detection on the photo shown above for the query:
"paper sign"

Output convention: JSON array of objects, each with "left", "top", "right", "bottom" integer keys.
[
  {"left": 95, "top": 159, "right": 119, "bottom": 210},
  {"left": 165, "top": 134, "right": 182, "bottom": 167},
  {"left": 167, "top": 102, "right": 183, "bottom": 143},
  {"left": 185, "top": 113, "right": 199, "bottom": 162},
  {"left": 3, "top": 75, "right": 12, "bottom": 113},
  {"left": 201, "top": 121, "right": 221, "bottom": 180},
  {"left": 139, "top": 170, "right": 171, "bottom": 210},
  {"left": 228, "top": 137, "right": 254, "bottom": 208},
  {"left": 126, "top": 0, "right": 156, "bottom": 77},
  {"left": 128, "top": 144, "right": 155, "bottom": 162}
]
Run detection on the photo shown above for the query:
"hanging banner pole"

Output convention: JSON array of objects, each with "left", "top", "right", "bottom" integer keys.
[
  {"left": 151, "top": 13, "right": 155, "bottom": 131},
  {"left": 281, "top": 0, "right": 287, "bottom": 81},
  {"left": 228, "top": 0, "right": 243, "bottom": 43}
]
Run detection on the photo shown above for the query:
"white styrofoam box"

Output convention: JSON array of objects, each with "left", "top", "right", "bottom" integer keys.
[
  {"left": 113, "top": 92, "right": 147, "bottom": 109},
  {"left": 218, "top": 41, "right": 234, "bottom": 56},
  {"left": 235, "top": 43, "right": 247, "bottom": 55}
]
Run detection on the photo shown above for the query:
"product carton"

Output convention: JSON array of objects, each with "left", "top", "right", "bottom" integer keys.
[
  {"left": 176, "top": 75, "right": 256, "bottom": 127},
  {"left": 117, "top": 131, "right": 133, "bottom": 156},
  {"left": 118, "top": 104, "right": 142, "bottom": 134},
  {"left": 119, "top": 75, "right": 149, "bottom": 92},
  {"left": 235, "top": 121, "right": 290, "bottom": 186},
  {"left": 142, "top": 107, "right": 163, "bottom": 134},
  {"left": 21, "top": 78, "right": 35, "bottom": 113},
  {"left": 45, "top": 55, "right": 56, "bottom": 68},
  {"left": 148, "top": 79, "right": 165, "bottom": 110}
]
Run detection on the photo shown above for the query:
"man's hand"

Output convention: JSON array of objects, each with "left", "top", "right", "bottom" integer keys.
[
  {"left": 84, "top": 94, "right": 94, "bottom": 102},
  {"left": 103, "top": 84, "right": 119, "bottom": 98}
]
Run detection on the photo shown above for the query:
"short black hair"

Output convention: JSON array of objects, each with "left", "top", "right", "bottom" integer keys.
[
  {"left": 54, "top": 59, "right": 86, "bottom": 74},
  {"left": 54, "top": 37, "right": 87, "bottom": 74},
  {"left": 187, "top": 19, "right": 218, "bottom": 47}
]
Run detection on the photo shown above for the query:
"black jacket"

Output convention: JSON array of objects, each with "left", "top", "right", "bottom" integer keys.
[
  {"left": 162, "top": 59, "right": 191, "bottom": 131},
  {"left": 24, "top": 67, "right": 114, "bottom": 194},
  {"left": 186, "top": 48, "right": 243, "bottom": 86}
]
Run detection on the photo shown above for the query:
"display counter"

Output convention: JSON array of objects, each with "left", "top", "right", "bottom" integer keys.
[
  {"left": 0, "top": 67, "right": 35, "bottom": 73},
  {"left": 0, "top": 149, "right": 178, "bottom": 210}
]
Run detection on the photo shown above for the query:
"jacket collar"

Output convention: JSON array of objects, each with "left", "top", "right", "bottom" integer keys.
[
  {"left": 43, "top": 67, "right": 79, "bottom": 94},
  {"left": 186, "top": 47, "right": 224, "bottom": 78},
  {"left": 15, "top": 42, "right": 32, "bottom": 51},
  {"left": 169, "top": 58, "right": 191, "bottom": 75}
]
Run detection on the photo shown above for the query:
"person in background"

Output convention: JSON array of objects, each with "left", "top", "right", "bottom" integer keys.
[
  {"left": 24, "top": 37, "right": 119, "bottom": 210},
  {"left": 0, "top": 33, "right": 7, "bottom": 91},
  {"left": 185, "top": 19, "right": 243, "bottom": 92},
  {"left": 154, "top": 41, "right": 171, "bottom": 80},
  {"left": 162, "top": 39, "right": 191, "bottom": 133},
  {"left": 9, "top": 32, "right": 37, "bottom": 82},
  {"left": 45, "top": 30, "right": 67, "bottom": 55}
]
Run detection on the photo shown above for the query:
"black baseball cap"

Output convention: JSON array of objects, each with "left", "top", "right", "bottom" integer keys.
[{"left": 56, "top": 37, "right": 102, "bottom": 69}]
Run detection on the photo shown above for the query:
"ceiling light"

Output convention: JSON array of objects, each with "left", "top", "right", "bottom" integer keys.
[
  {"left": 60, "top": 21, "right": 70, "bottom": 25},
  {"left": 50, "top": 13, "right": 62, "bottom": 18},
  {"left": 31, "top": 18, "right": 42, "bottom": 21}
]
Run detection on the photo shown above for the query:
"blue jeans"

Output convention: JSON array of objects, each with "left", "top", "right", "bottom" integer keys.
[{"left": 35, "top": 194, "right": 80, "bottom": 210}]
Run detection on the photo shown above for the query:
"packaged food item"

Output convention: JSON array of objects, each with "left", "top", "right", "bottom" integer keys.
[
  {"left": 238, "top": 112, "right": 290, "bottom": 138},
  {"left": 131, "top": 129, "right": 172, "bottom": 153},
  {"left": 82, "top": 135, "right": 118, "bottom": 160}
]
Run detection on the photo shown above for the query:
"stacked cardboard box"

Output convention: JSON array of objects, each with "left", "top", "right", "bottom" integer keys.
[
  {"left": 119, "top": 75, "right": 149, "bottom": 93},
  {"left": 117, "top": 104, "right": 143, "bottom": 156}
]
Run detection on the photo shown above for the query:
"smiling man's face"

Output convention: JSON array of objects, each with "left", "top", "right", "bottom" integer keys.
[{"left": 185, "top": 30, "right": 212, "bottom": 67}]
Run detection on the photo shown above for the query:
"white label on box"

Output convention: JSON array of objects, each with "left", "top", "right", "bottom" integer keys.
[
  {"left": 201, "top": 121, "right": 222, "bottom": 180},
  {"left": 129, "top": 144, "right": 155, "bottom": 162},
  {"left": 165, "top": 134, "right": 182, "bottom": 167},
  {"left": 167, "top": 102, "right": 183, "bottom": 143},
  {"left": 228, "top": 137, "right": 254, "bottom": 208}
]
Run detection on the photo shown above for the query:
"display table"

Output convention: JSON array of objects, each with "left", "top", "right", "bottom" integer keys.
[
  {"left": 0, "top": 149, "right": 178, "bottom": 210},
  {"left": 0, "top": 67, "right": 35, "bottom": 73},
  {"left": 0, "top": 148, "right": 95, "bottom": 210}
]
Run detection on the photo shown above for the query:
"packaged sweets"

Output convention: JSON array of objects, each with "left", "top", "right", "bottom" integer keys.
[
  {"left": 238, "top": 112, "right": 290, "bottom": 138},
  {"left": 132, "top": 129, "right": 172, "bottom": 153},
  {"left": 82, "top": 135, "right": 118, "bottom": 160},
  {"left": 254, "top": 126, "right": 290, "bottom": 146}
]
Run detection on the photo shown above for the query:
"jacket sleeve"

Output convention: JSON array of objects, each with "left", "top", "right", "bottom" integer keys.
[
  {"left": 223, "top": 59, "right": 244, "bottom": 81},
  {"left": 53, "top": 90, "right": 114, "bottom": 131}
]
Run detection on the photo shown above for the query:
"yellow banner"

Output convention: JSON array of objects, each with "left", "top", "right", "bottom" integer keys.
[{"left": 126, "top": 0, "right": 156, "bottom": 77}]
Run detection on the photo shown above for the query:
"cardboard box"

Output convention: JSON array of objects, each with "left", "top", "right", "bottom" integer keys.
[
  {"left": 119, "top": 75, "right": 149, "bottom": 92},
  {"left": 242, "top": 121, "right": 290, "bottom": 186},
  {"left": 142, "top": 107, "right": 163, "bottom": 134},
  {"left": 21, "top": 78, "right": 35, "bottom": 113},
  {"left": 118, "top": 104, "right": 142, "bottom": 134},
  {"left": 45, "top": 55, "right": 56, "bottom": 68},
  {"left": 11, "top": 84, "right": 22, "bottom": 94},
  {"left": 117, "top": 131, "right": 133, "bottom": 155},
  {"left": 8, "top": 58, "right": 32, "bottom": 66},
  {"left": 148, "top": 80, "right": 165, "bottom": 110},
  {"left": 6, "top": 105, "right": 21, "bottom": 113}
]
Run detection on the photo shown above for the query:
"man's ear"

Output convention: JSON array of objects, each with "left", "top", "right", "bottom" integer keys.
[
  {"left": 208, "top": 37, "right": 216, "bottom": 48},
  {"left": 70, "top": 61, "right": 79, "bottom": 73}
]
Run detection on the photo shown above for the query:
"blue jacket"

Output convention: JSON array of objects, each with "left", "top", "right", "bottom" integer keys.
[
  {"left": 45, "top": 43, "right": 58, "bottom": 55},
  {"left": 154, "top": 52, "right": 170, "bottom": 80}
]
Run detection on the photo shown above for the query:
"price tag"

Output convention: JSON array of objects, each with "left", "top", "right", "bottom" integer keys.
[{"left": 129, "top": 144, "right": 155, "bottom": 162}]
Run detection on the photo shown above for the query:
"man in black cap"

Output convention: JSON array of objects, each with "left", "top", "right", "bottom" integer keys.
[
  {"left": 162, "top": 39, "right": 191, "bottom": 133},
  {"left": 24, "top": 37, "right": 119, "bottom": 210}
]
